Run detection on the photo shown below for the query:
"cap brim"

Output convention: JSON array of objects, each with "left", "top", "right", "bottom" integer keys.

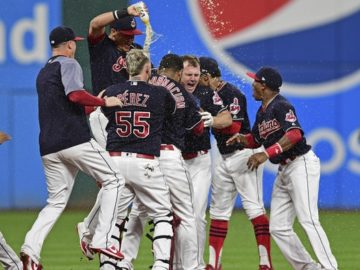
[
  {"left": 74, "top": 36, "right": 85, "bottom": 41},
  {"left": 119, "top": 29, "right": 143, "bottom": 36},
  {"left": 246, "top": 72, "right": 259, "bottom": 80}
]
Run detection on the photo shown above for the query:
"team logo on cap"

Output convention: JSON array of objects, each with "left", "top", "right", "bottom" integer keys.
[{"left": 188, "top": 0, "right": 360, "bottom": 97}]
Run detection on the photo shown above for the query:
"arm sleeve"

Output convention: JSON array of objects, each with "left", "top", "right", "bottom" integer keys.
[
  {"left": 284, "top": 128, "right": 303, "bottom": 144},
  {"left": 88, "top": 32, "right": 106, "bottom": 46},
  {"left": 214, "top": 121, "right": 242, "bottom": 135},
  {"left": 68, "top": 90, "right": 106, "bottom": 106}
]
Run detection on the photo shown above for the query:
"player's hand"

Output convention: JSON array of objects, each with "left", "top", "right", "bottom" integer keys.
[
  {"left": 97, "top": 89, "right": 106, "bottom": 98},
  {"left": 200, "top": 111, "right": 214, "bottom": 127},
  {"left": 104, "top": 96, "right": 123, "bottom": 107},
  {"left": 0, "top": 131, "right": 11, "bottom": 144},
  {"left": 128, "top": 2, "right": 148, "bottom": 17},
  {"left": 247, "top": 152, "right": 268, "bottom": 171},
  {"left": 226, "top": 133, "right": 245, "bottom": 146}
]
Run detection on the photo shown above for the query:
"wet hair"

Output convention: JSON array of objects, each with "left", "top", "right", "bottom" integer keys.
[
  {"left": 181, "top": 55, "right": 200, "bottom": 68},
  {"left": 159, "top": 53, "right": 183, "bottom": 72},
  {"left": 125, "top": 49, "right": 150, "bottom": 76}
]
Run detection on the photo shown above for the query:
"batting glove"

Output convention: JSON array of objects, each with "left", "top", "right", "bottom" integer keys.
[{"left": 200, "top": 111, "right": 214, "bottom": 127}]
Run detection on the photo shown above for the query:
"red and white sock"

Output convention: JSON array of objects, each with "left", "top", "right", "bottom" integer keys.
[
  {"left": 251, "top": 215, "right": 272, "bottom": 268},
  {"left": 208, "top": 219, "right": 228, "bottom": 270}
]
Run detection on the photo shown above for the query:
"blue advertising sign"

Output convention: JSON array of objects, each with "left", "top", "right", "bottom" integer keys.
[
  {"left": 0, "top": 0, "right": 61, "bottom": 89},
  {"left": 142, "top": 0, "right": 360, "bottom": 208},
  {"left": 0, "top": 0, "right": 61, "bottom": 208}
]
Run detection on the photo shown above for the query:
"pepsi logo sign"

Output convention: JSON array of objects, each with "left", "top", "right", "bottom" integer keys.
[{"left": 188, "top": 0, "right": 360, "bottom": 97}]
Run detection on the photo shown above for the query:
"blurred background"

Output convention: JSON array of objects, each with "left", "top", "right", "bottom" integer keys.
[{"left": 1, "top": 0, "right": 360, "bottom": 210}]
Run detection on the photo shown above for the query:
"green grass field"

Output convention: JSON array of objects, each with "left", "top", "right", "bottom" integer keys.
[{"left": 0, "top": 210, "right": 358, "bottom": 269}]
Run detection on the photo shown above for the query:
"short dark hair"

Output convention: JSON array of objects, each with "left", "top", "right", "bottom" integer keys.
[{"left": 159, "top": 54, "right": 183, "bottom": 71}]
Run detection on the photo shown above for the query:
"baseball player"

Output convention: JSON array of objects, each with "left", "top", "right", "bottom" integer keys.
[
  {"left": 87, "top": 3, "right": 144, "bottom": 148},
  {"left": 0, "top": 133, "right": 23, "bottom": 270},
  {"left": 116, "top": 53, "right": 204, "bottom": 270},
  {"left": 180, "top": 55, "right": 232, "bottom": 270},
  {"left": 20, "top": 26, "right": 125, "bottom": 270},
  {"left": 198, "top": 57, "right": 272, "bottom": 270},
  {"left": 227, "top": 67, "right": 338, "bottom": 270},
  {"left": 102, "top": 49, "right": 176, "bottom": 270}
]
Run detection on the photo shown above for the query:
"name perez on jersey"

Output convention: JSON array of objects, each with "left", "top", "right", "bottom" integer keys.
[
  {"left": 258, "top": 119, "right": 281, "bottom": 139},
  {"left": 116, "top": 90, "right": 149, "bottom": 107},
  {"left": 149, "top": 76, "right": 185, "bottom": 109}
]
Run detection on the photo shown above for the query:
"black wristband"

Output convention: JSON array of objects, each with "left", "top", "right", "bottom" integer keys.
[{"left": 113, "top": 8, "right": 128, "bottom": 20}]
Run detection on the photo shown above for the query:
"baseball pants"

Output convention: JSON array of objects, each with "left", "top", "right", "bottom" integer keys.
[
  {"left": 89, "top": 107, "right": 108, "bottom": 149},
  {"left": 184, "top": 152, "right": 212, "bottom": 270},
  {"left": 119, "top": 146, "right": 199, "bottom": 270},
  {"left": 269, "top": 150, "right": 338, "bottom": 270},
  {"left": 112, "top": 154, "right": 174, "bottom": 270},
  {"left": 0, "top": 232, "right": 22, "bottom": 270},
  {"left": 21, "top": 139, "right": 124, "bottom": 263},
  {"left": 210, "top": 148, "right": 266, "bottom": 221}
]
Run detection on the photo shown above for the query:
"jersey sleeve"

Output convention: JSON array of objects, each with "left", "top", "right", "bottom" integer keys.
[
  {"left": 275, "top": 101, "right": 303, "bottom": 132},
  {"left": 87, "top": 34, "right": 107, "bottom": 60},
  {"left": 60, "top": 59, "right": 84, "bottom": 95}
]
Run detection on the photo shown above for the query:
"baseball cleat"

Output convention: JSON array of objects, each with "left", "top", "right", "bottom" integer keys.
[
  {"left": 259, "top": 266, "right": 272, "bottom": 270},
  {"left": 20, "top": 252, "right": 43, "bottom": 270},
  {"left": 91, "top": 244, "right": 124, "bottom": 260},
  {"left": 76, "top": 222, "right": 95, "bottom": 260}
]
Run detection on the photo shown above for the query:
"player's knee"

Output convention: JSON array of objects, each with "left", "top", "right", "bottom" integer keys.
[
  {"left": 298, "top": 217, "right": 320, "bottom": 230},
  {"left": 100, "top": 175, "right": 123, "bottom": 190},
  {"left": 47, "top": 197, "right": 68, "bottom": 211},
  {"left": 152, "top": 213, "right": 174, "bottom": 243},
  {"left": 269, "top": 219, "right": 283, "bottom": 236},
  {"left": 245, "top": 208, "right": 265, "bottom": 220}
]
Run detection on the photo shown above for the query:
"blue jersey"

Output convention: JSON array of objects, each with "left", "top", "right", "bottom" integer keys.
[
  {"left": 252, "top": 94, "right": 311, "bottom": 164},
  {"left": 149, "top": 74, "right": 202, "bottom": 151},
  {"left": 103, "top": 81, "right": 176, "bottom": 156},
  {"left": 183, "top": 86, "right": 227, "bottom": 153},
  {"left": 212, "top": 82, "right": 251, "bottom": 154},
  {"left": 88, "top": 34, "right": 142, "bottom": 95},
  {"left": 36, "top": 56, "right": 91, "bottom": 156}
]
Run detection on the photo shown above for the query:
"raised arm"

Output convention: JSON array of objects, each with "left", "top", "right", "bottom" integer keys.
[{"left": 89, "top": 4, "right": 141, "bottom": 38}]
